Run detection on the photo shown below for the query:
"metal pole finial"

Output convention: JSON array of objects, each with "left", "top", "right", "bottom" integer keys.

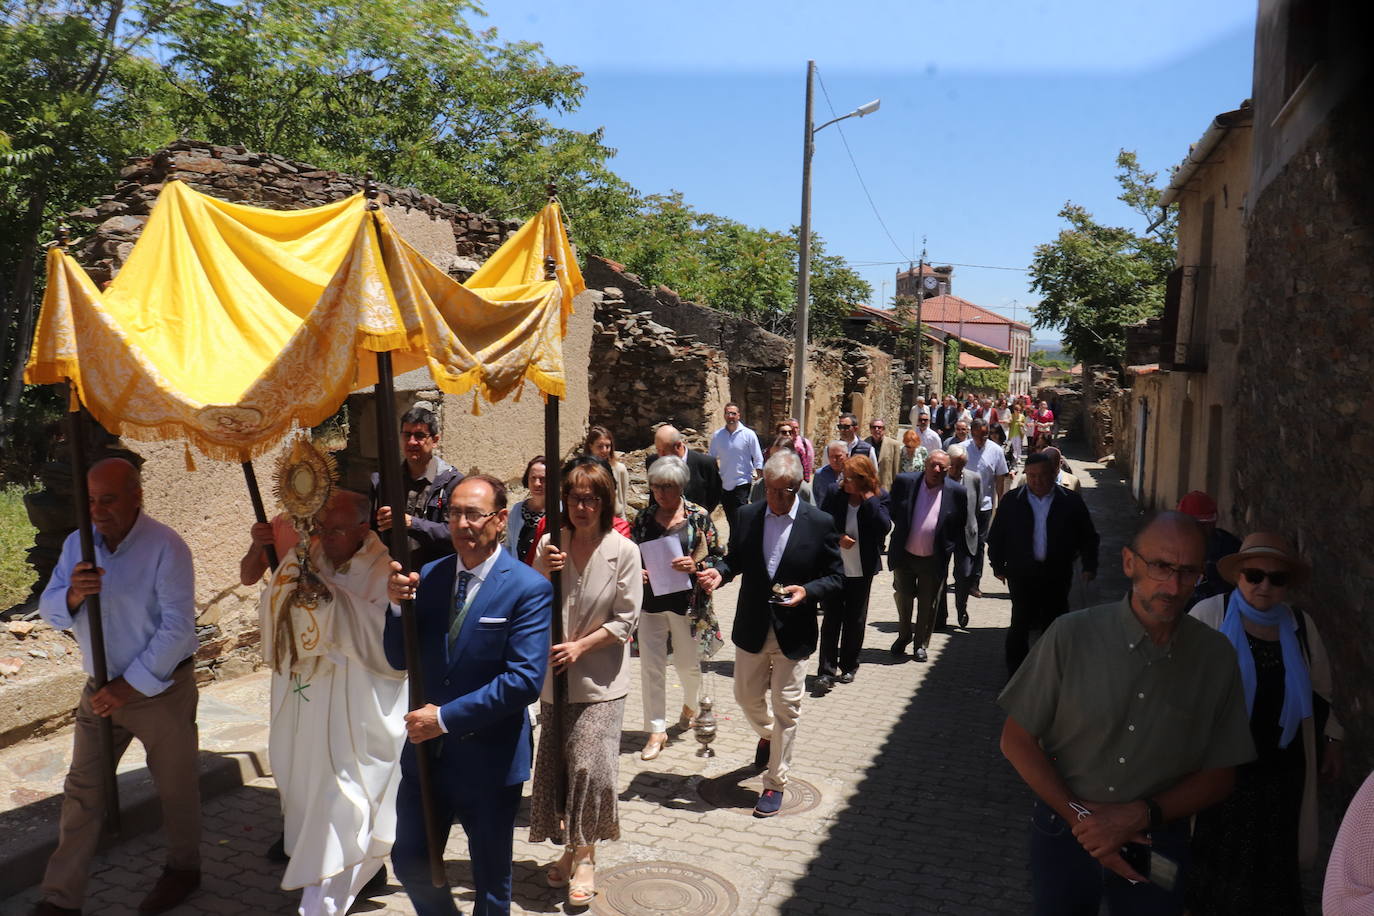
[
  {"left": 363, "top": 173, "right": 379, "bottom": 211},
  {"left": 52, "top": 224, "right": 70, "bottom": 249},
  {"left": 546, "top": 180, "right": 558, "bottom": 203},
  {"left": 543, "top": 254, "right": 558, "bottom": 282}
]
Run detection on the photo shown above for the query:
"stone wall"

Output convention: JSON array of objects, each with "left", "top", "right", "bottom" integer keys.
[
  {"left": 1035, "top": 384, "right": 1082, "bottom": 440},
  {"left": 20, "top": 139, "right": 593, "bottom": 694},
  {"left": 1233, "top": 78, "right": 1374, "bottom": 768},
  {"left": 587, "top": 291, "right": 730, "bottom": 450},
  {"left": 1083, "top": 367, "right": 1121, "bottom": 460}
]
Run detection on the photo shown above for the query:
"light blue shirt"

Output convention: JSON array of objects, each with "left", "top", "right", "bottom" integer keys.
[
  {"left": 762, "top": 495, "right": 800, "bottom": 579},
  {"left": 40, "top": 511, "right": 197, "bottom": 697},
  {"left": 709, "top": 424, "right": 764, "bottom": 488},
  {"left": 1029, "top": 489, "right": 1054, "bottom": 562}
]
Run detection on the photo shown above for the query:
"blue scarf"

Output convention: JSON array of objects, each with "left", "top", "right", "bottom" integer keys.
[{"left": 1220, "top": 589, "right": 1312, "bottom": 748}]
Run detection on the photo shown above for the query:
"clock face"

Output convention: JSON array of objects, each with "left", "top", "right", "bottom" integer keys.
[{"left": 923, "top": 276, "right": 938, "bottom": 290}]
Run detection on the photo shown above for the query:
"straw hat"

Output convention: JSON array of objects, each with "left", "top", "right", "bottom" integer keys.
[{"left": 1218, "top": 532, "right": 1311, "bottom": 587}]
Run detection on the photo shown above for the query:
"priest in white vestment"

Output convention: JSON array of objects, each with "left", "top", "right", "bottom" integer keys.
[{"left": 244, "top": 490, "right": 406, "bottom": 916}]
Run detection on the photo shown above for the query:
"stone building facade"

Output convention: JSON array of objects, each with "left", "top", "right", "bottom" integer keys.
[
  {"left": 1231, "top": 4, "right": 1373, "bottom": 767},
  {"left": 19, "top": 140, "right": 595, "bottom": 704}
]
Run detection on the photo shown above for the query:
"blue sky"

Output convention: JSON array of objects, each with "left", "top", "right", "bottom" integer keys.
[{"left": 476, "top": 1, "right": 1256, "bottom": 346}]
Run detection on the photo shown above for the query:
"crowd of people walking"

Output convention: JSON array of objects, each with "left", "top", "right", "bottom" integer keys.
[{"left": 28, "top": 393, "right": 1372, "bottom": 916}]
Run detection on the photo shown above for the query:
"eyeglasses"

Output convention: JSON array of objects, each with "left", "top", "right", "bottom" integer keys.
[
  {"left": 1240, "top": 568, "right": 1290, "bottom": 587},
  {"left": 1128, "top": 548, "right": 1203, "bottom": 583},
  {"left": 870, "top": 425, "right": 884, "bottom": 431},
  {"left": 836, "top": 423, "right": 853, "bottom": 430},
  {"left": 447, "top": 508, "right": 500, "bottom": 524},
  {"left": 765, "top": 483, "right": 799, "bottom": 495},
  {"left": 569, "top": 494, "right": 602, "bottom": 509},
  {"left": 649, "top": 483, "right": 679, "bottom": 492},
  {"left": 401, "top": 430, "right": 431, "bottom": 441}
]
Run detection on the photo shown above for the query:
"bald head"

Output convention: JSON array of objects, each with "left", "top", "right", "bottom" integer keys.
[
  {"left": 654, "top": 424, "right": 686, "bottom": 458},
  {"left": 87, "top": 457, "right": 142, "bottom": 547},
  {"left": 1130, "top": 510, "right": 1206, "bottom": 557},
  {"left": 1042, "top": 446, "right": 1064, "bottom": 469}
]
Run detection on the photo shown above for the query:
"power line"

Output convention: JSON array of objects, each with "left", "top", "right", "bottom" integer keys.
[
  {"left": 851, "top": 258, "right": 1032, "bottom": 273},
  {"left": 814, "top": 68, "right": 912, "bottom": 264}
]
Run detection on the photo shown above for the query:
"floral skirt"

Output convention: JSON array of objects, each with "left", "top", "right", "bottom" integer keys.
[{"left": 528, "top": 697, "right": 625, "bottom": 846}]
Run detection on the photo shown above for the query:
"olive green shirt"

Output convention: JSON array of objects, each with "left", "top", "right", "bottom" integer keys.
[{"left": 998, "top": 594, "right": 1256, "bottom": 804}]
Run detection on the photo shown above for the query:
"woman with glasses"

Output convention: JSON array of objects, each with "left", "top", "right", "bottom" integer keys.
[
  {"left": 583, "top": 425, "right": 632, "bottom": 519},
  {"left": 815, "top": 456, "right": 891, "bottom": 689},
  {"left": 1187, "top": 532, "right": 1343, "bottom": 915},
  {"left": 530, "top": 459, "right": 642, "bottom": 906},
  {"left": 506, "top": 455, "right": 546, "bottom": 565},
  {"left": 630, "top": 456, "right": 724, "bottom": 761}
]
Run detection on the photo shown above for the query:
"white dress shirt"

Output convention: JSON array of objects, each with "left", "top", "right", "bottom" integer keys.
[
  {"left": 762, "top": 496, "right": 800, "bottom": 579},
  {"left": 963, "top": 438, "right": 1009, "bottom": 512},
  {"left": 710, "top": 424, "right": 764, "bottom": 488},
  {"left": 916, "top": 427, "right": 942, "bottom": 454}
]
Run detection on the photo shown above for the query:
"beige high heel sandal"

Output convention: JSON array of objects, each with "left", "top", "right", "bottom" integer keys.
[{"left": 568, "top": 846, "right": 595, "bottom": 906}]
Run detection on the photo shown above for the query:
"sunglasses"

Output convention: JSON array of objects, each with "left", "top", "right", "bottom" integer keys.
[{"left": 1240, "top": 568, "right": 1289, "bottom": 587}]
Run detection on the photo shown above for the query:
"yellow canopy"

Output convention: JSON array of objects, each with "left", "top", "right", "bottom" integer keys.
[{"left": 25, "top": 180, "right": 585, "bottom": 461}]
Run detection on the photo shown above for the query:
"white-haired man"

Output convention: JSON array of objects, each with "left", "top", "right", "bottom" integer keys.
[{"left": 698, "top": 452, "right": 843, "bottom": 817}]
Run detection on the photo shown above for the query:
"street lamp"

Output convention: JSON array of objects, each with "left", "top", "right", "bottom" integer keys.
[{"left": 793, "top": 59, "right": 879, "bottom": 436}]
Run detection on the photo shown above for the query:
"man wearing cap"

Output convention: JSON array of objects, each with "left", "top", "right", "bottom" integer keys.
[
  {"left": 998, "top": 511, "right": 1256, "bottom": 915},
  {"left": 1175, "top": 490, "right": 1241, "bottom": 610}
]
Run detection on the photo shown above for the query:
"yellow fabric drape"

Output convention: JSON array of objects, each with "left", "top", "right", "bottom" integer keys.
[{"left": 25, "top": 181, "right": 584, "bottom": 461}]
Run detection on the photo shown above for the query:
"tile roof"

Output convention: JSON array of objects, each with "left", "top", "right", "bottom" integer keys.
[
  {"left": 915, "top": 295, "right": 1033, "bottom": 330},
  {"left": 958, "top": 352, "right": 1001, "bottom": 370}
]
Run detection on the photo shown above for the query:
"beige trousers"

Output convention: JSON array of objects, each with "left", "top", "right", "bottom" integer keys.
[
  {"left": 42, "top": 662, "right": 201, "bottom": 909},
  {"left": 732, "top": 629, "right": 808, "bottom": 791}
]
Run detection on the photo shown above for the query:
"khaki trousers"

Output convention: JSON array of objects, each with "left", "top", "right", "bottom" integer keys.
[
  {"left": 732, "top": 629, "right": 808, "bottom": 792},
  {"left": 42, "top": 662, "right": 201, "bottom": 908}
]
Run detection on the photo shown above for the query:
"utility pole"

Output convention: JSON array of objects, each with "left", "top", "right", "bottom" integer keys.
[
  {"left": 793, "top": 60, "right": 816, "bottom": 436},
  {"left": 913, "top": 245, "right": 926, "bottom": 399}
]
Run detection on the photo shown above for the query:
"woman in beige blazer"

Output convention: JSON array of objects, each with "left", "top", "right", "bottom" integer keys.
[
  {"left": 1187, "top": 532, "right": 1343, "bottom": 915},
  {"left": 530, "top": 458, "right": 642, "bottom": 906}
]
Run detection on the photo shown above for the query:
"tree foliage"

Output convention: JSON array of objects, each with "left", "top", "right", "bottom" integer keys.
[
  {"left": 609, "top": 193, "right": 870, "bottom": 342},
  {"left": 1028, "top": 150, "right": 1176, "bottom": 367},
  {"left": 0, "top": 0, "right": 873, "bottom": 461}
]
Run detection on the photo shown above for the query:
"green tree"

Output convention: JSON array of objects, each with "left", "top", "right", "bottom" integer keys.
[
  {"left": 0, "top": 0, "right": 180, "bottom": 443},
  {"left": 1028, "top": 149, "right": 1176, "bottom": 367},
  {"left": 610, "top": 193, "right": 870, "bottom": 341},
  {"left": 1029, "top": 348, "right": 1072, "bottom": 369}
]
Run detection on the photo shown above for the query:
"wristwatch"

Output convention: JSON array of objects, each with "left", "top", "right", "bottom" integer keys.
[{"left": 1144, "top": 797, "right": 1164, "bottom": 831}]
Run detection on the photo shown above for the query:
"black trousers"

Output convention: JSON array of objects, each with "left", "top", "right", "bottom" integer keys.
[
  {"left": 937, "top": 543, "right": 974, "bottom": 626},
  {"left": 721, "top": 483, "right": 752, "bottom": 536},
  {"left": 1005, "top": 563, "right": 1074, "bottom": 676},
  {"left": 818, "top": 576, "right": 874, "bottom": 676}
]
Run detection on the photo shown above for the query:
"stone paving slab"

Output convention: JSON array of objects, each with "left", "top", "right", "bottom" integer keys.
[{"left": 0, "top": 448, "right": 1326, "bottom": 914}]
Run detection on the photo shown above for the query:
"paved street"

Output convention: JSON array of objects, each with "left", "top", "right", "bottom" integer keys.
[{"left": 6, "top": 448, "right": 1142, "bottom": 915}]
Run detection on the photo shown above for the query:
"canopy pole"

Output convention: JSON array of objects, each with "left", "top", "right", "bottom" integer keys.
[
  {"left": 241, "top": 462, "right": 278, "bottom": 571},
  {"left": 540, "top": 246, "right": 570, "bottom": 812},
  {"left": 365, "top": 176, "right": 445, "bottom": 888},
  {"left": 65, "top": 383, "right": 121, "bottom": 836}
]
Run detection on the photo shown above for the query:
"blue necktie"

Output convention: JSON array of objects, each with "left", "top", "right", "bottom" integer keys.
[{"left": 448, "top": 571, "right": 474, "bottom": 648}]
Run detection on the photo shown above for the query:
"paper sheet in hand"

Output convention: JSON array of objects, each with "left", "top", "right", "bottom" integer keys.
[{"left": 641, "top": 535, "right": 692, "bottom": 595}]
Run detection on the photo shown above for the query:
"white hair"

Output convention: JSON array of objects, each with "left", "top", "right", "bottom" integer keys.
[
  {"left": 824, "top": 439, "right": 847, "bottom": 455},
  {"left": 647, "top": 455, "right": 690, "bottom": 491},
  {"left": 762, "top": 450, "right": 803, "bottom": 485},
  {"left": 946, "top": 443, "right": 967, "bottom": 462}
]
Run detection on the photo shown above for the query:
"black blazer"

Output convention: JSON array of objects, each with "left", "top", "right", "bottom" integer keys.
[
  {"left": 716, "top": 499, "right": 843, "bottom": 660},
  {"left": 887, "top": 473, "right": 968, "bottom": 565},
  {"left": 821, "top": 489, "right": 892, "bottom": 576},
  {"left": 986, "top": 484, "right": 1100, "bottom": 579},
  {"left": 647, "top": 449, "right": 722, "bottom": 514}
]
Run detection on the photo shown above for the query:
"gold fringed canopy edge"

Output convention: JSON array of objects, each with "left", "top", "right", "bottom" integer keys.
[{"left": 24, "top": 181, "right": 585, "bottom": 463}]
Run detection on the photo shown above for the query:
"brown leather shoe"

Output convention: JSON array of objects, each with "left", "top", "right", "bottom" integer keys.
[
  {"left": 138, "top": 867, "right": 201, "bottom": 914},
  {"left": 33, "top": 902, "right": 82, "bottom": 916}
]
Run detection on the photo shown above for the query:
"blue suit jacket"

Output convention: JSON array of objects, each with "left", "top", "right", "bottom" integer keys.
[{"left": 383, "top": 546, "right": 551, "bottom": 789}]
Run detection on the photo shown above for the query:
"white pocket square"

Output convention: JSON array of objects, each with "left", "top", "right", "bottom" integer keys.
[{"left": 477, "top": 617, "right": 508, "bottom": 624}]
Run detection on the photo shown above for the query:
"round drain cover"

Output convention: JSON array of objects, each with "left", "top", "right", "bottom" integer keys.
[
  {"left": 696, "top": 773, "right": 822, "bottom": 816},
  {"left": 591, "top": 861, "right": 739, "bottom": 916}
]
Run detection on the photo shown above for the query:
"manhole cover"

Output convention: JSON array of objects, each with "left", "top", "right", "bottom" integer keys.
[
  {"left": 591, "top": 861, "right": 739, "bottom": 916},
  {"left": 695, "top": 772, "right": 822, "bottom": 816}
]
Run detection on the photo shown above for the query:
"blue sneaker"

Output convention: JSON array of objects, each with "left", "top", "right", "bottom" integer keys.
[{"left": 754, "top": 789, "right": 784, "bottom": 818}]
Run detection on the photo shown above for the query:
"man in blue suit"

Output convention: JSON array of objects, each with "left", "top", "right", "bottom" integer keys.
[
  {"left": 384, "top": 474, "right": 552, "bottom": 916},
  {"left": 886, "top": 450, "right": 968, "bottom": 662}
]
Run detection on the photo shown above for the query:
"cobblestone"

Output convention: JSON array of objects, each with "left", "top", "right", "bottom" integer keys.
[{"left": 0, "top": 448, "right": 1325, "bottom": 914}]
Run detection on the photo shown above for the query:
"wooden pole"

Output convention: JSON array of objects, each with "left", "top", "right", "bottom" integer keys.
[
  {"left": 364, "top": 177, "right": 445, "bottom": 887},
  {"left": 542, "top": 245, "right": 568, "bottom": 808},
  {"left": 241, "top": 462, "right": 278, "bottom": 570},
  {"left": 65, "top": 389, "right": 121, "bottom": 835}
]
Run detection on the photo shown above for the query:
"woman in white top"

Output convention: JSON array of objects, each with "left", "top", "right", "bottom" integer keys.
[{"left": 815, "top": 456, "right": 891, "bottom": 688}]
